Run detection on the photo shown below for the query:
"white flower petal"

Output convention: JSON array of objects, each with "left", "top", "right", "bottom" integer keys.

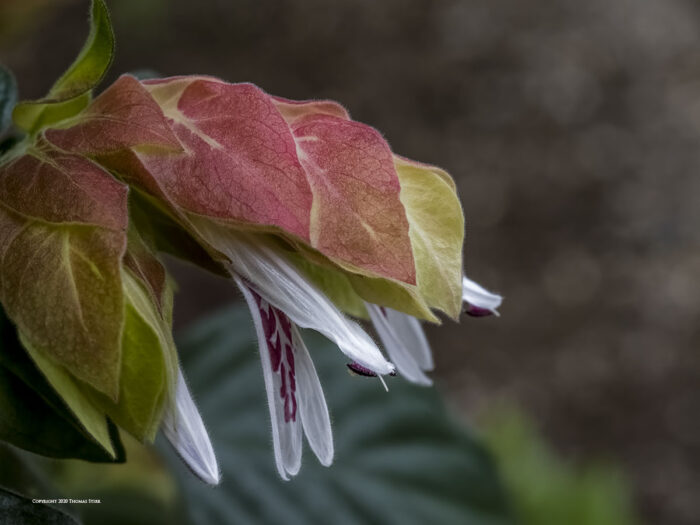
[
  {"left": 163, "top": 368, "right": 220, "bottom": 485},
  {"left": 382, "top": 307, "right": 434, "bottom": 371},
  {"left": 291, "top": 325, "right": 334, "bottom": 466},
  {"left": 237, "top": 278, "right": 302, "bottom": 480},
  {"left": 462, "top": 275, "right": 502, "bottom": 316},
  {"left": 191, "top": 220, "right": 393, "bottom": 376},
  {"left": 367, "top": 304, "right": 432, "bottom": 386}
]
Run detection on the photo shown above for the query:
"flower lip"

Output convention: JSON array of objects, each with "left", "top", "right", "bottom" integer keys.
[{"left": 465, "top": 305, "right": 495, "bottom": 317}]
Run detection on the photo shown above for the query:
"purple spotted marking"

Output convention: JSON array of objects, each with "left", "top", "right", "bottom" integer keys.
[
  {"left": 347, "top": 361, "right": 396, "bottom": 377},
  {"left": 250, "top": 289, "right": 297, "bottom": 423}
]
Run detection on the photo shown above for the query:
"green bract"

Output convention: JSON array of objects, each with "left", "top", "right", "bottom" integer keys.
[
  {"left": 395, "top": 156, "right": 465, "bottom": 319},
  {"left": 84, "top": 267, "right": 177, "bottom": 443},
  {"left": 0, "top": 1, "right": 180, "bottom": 461},
  {"left": 0, "top": 308, "right": 124, "bottom": 462},
  {"left": 21, "top": 334, "right": 120, "bottom": 458},
  {"left": 13, "top": 235, "right": 178, "bottom": 455}
]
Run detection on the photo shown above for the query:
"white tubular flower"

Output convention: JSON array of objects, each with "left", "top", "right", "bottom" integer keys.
[
  {"left": 366, "top": 304, "right": 433, "bottom": 386},
  {"left": 364, "top": 275, "right": 502, "bottom": 387},
  {"left": 462, "top": 275, "right": 503, "bottom": 317},
  {"left": 191, "top": 222, "right": 396, "bottom": 378},
  {"left": 163, "top": 368, "right": 220, "bottom": 485},
  {"left": 237, "top": 277, "right": 333, "bottom": 479},
  {"left": 17, "top": 66, "right": 504, "bottom": 485}
]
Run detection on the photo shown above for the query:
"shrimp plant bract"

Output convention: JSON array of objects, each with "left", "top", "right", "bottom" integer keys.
[{"left": 0, "top": 0, "right": 501, "bottom": 484}]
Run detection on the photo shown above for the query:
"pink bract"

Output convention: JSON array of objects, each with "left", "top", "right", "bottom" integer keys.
[{"left": 47, "top": 74, "right": 417, "bottom": 285}]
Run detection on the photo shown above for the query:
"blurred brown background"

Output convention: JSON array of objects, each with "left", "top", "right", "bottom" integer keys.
[{"left": 3, "top": 0, "right": 700, "bottom": 523}]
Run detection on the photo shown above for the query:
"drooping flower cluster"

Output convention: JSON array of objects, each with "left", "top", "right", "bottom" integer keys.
[{"left": 0, "top": 0, "right": 501, "bottom": 483}]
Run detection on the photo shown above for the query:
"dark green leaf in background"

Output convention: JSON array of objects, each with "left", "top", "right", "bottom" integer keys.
[
  {"left": 0, "top": 445, "right": 80, "bottom": 525},
  {"left": 164, "top": 304, "right": 515, "bottom": 525},
  {"left": 0, "top": 65, "right": 17, "bottom": 136},
  {"left": 0, "top": 445, "right": 56, "bottom": 505},
  {"left": 27, "top": 435, "right": 186, "bottom": 525},
  {"left": 0, "top": 488, "right": 79, "bottom": 525}
]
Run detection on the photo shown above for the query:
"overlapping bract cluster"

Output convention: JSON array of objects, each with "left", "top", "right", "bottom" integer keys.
[
  {"left": 45, "top": 73, "right": 465, "bottom": 322},
  {"left": 0, "top": 0, "right": 484, "bottom": 485},
  {"left": 0, "top": 137, "right": 179, "bottom": 456}
]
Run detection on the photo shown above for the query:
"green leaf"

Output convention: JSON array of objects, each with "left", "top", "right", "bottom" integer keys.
[
  {"left": 12, "top": 0, "right": 114, "bottom": 133},
  {"left": 163, "top": 304, "right": 514, "bottom": 525},
  {"left": 0, "top": 487, "right": 80, "bottom": 525},
  {"left": 0, "top": 307, "right": 124, "bottom": 462},
  {"left": 0, "top": 64, "right": 17, "bottom": 136}
]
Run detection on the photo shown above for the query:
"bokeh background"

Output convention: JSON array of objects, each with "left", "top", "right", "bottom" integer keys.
[{"left": 3, "top": 0, "right": 699, "bottom": 523}]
